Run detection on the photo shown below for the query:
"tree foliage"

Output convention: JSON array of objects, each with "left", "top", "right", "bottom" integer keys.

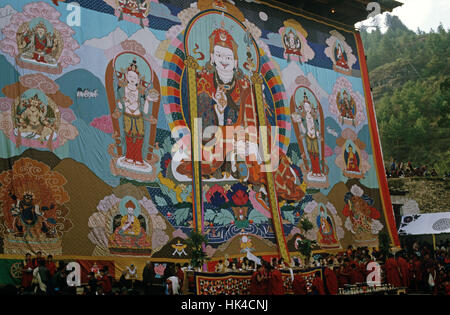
[
  {"left": 185, "top": 229, "right": 210, "bottom": 269},
  {"left": 361, "top": 15, "right": 450, "bottom": 173}
]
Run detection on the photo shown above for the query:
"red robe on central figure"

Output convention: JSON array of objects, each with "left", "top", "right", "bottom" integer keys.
[{"left": 177, "top": 26, "right": 306, "bottom": 202}]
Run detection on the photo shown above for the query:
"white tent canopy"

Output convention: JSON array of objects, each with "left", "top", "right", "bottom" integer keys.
[{"left": 398, "top": 212, "right": 450, "bottom": 236}]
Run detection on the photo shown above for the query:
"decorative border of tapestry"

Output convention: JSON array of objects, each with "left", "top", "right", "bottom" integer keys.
[{"left": 193, "top": 267, "right": 323, "bottom": 295}]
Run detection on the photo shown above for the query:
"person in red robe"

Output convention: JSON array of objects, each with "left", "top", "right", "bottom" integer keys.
[
  {"left": 175, "top": 263, "right": 184, "bottom": 289},
  {"left": 311, "top": 271, "right": 325, "bottom": 295},
  {"left": 250, "top": 264, "right": 267, "bottom": 295},
  {"left": 46, "top": 255, "right": 57, "bottom": 278},
  {"left": 99, "top": 267, "right": 112, "bottom": 295},
  {"left": 349, "top": 263, "right": 364, "bottom": 284},
  {"left": 292, "top": 274, "right": 308, "bottom": 295},
  {"left": 324, "top": 261, "right": 339, "bottom": 295},
  {"left": 385, "top": 254, "right": 402, "bottom": 287},
  {"left": 412, "top": 255, "right": 423, "bottom": 292},
  {"left": 268, "top": 265, "right": 285, "bottom": 295},
  {"left": 397, "top": 253, "right": 410, "bottom": 288},
  {"left": 337, "top": 259, "right": 350, "bottom": 288},
  {"left": 32, "top": 251, "right": 44, "bottom": 268},
  {"left": 22, "top": 253, "right": 34, "bottom": 290}
]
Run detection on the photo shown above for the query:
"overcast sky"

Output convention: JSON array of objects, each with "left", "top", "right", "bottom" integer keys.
[{"left": 357, "top": 0, "right": 450, "bottom": 32}]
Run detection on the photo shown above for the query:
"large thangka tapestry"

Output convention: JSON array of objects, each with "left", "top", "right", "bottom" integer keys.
[{"left": 0, "top": 0, "right": 398, "bottom": 281}]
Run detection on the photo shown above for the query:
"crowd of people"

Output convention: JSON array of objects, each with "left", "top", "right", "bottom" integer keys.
[
  {"left": 0, "top": 240, "right": 448, "bottom": 295},
  {"left": 4, "top": 256, "right": 187, "bottom": 296},
  {"left": 283, "top": 241, "right": 450, "bottom": 295},
  {"left": 385, "top": 160, "right": 441, "bottom": 178}
]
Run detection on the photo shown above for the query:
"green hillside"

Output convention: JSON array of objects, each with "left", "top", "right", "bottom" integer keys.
[{"left": 360, "top": 14, "right": 450, "bottom": 173}]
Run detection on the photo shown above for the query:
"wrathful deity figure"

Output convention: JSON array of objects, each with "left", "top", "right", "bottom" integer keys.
[{"left": 9, "top": 191, "right": 55, "bottom": 238}]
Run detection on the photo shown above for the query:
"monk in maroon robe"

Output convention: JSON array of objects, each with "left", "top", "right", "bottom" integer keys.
[
  {"left": 397, "top": 254, "right": 410, "bottom": 288},
  {"left": 337, "top": 260, "right": 350, "bottom": 288},
  {"left": 385, "top": 254, "right": 402, "bottom": 287},
  {"left": 324, "top": 263, "right": 339, "bottom": 295},
  {"left": 311, "top": 271, "right": 325, "bottom": 295},
  {"left": 250, "top": 264, "right": 267, "bottom": 295},
  {"left": 412, "top": 255, "right": 423, "bottom": 291},
  {"left": 349, "top": 263, "right": 364, "bottom": 284},
  {"left": 292, "top": 274, "right": 308, "bottom": 295},
  {"left": 269, "top": 266, "right": 285, "bottom": 295},
  {"left": 22, "top": 253, "right": 34, "bottom": 289}
]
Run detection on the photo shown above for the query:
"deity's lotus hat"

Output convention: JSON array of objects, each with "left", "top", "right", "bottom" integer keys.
[
  {"left": 125, "top": 200, "right": 136, "bottom": 209},
  {"left": 209, "top": 25, "right": 238, "bottom": 59}
]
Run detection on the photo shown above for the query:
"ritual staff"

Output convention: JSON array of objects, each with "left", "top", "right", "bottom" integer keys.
[
  {"left": 268, "top": 265, "right": 285, "bottom": 295},
  {"left": 22, "top": 253, "right": 34, "bottom": 290},
  {"left": 311, "top": 271, "right": 325, "bottom": 295},
  {"left": 384, "top": 254, "right": 402, "bottom": 287},
  {"left": 397, "top": 252, "right": 411, "bottom": 288},
  {"left": 324, "top": 261, "right": 339, "bottom": 295},
  {"left": 292, "top": 273, "right": 307, "bottom": 295}
]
